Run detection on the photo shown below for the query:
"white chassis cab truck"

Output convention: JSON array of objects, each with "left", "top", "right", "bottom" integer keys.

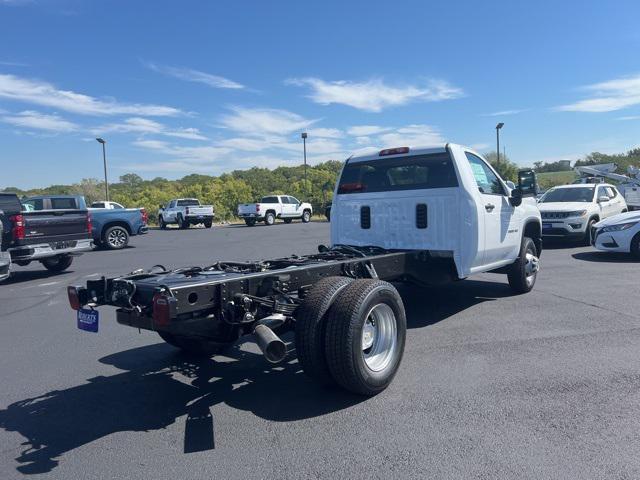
[
  {"left": 158, "top": 198, "right": 214, "bottom": 229},
  {"left": 238, "top": 195, "right": 313, "bottom": 226},
  {"left": 68, "top": 144, "right": 541, "bottom": 397}
]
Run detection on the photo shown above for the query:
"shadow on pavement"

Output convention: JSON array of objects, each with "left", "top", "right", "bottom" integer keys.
[
  {"left": 0, "top": 278, "right": 512, "bottom": 474},
  {"left": 1, "top": 269, "right": 74, "bottom": 286},
  {"left": 572, "top": 251, "right": 638, "bottom": 263}
]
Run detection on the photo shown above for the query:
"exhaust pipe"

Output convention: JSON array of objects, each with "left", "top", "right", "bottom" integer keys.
[{"left": 254, "top": 324, "right": 287, "bottom": 363}]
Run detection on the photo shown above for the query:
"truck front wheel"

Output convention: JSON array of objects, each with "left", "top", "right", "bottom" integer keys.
[
  {"left": 158, "top": 332, "right": 226, "bottom": 356},
  {"left": 507, "top": 236, "right": 539, "bottom": 294},
  {"left": 295, "top": 276, "right": 354, "bottom": 384},
  {"left": 41, "top": 255, "right": 73, "bottom": 273},
  {"left": 324, "top": 279, "right": 406, "bottom": 396},
  {"left": 159, "top": 216, "right": 167, "bottom": 230},
  {"left": 302, "top": 210, "right": 311, "bottom": 223}
]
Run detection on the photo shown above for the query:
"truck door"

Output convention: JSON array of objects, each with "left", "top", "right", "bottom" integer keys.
[
  {"left": 280, "top": 196, "right": 295, "bottom": 217},
  {"left": 464, "top": 153, "right": 521, "bottom": 266},
  {"left": 287, "top": 196, "right": 302, "bottom": 217}
]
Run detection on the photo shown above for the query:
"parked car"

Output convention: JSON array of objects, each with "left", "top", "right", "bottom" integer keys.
[
  {"left": 158, "top": 198, "right": 214, "bottom": 229},
  {"left": 593, "top": 211, "right": 640, "bottom": 258},
  {"left": 238, "top": 195, "right": 312, "bottom": 226},
  {"left": 23, "top": 195, "right": 148, "bottom": 250},
  {"left": 537, "top": 183, "right": 627, "bottom": 244},
  {"left": 0, "top": 193, "right": 92, "bottom": 280},
  {"left": 90, "top": 201, "right": 125, "bottom": 209},
  {"left": 68, "top": 144, "right": 541, "bottom": 396}
]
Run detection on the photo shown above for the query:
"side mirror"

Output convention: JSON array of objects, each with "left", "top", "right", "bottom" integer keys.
[
  {"left": 518, "top": 169, "right": 538, "bottom": 197},
  {"left": 598, "top": 195, "right": 609, "bottom": 203},
  {"left": 509, "top": 187, "right": 523, "bottom": 207},
  {"left": 506, "top": 180, "right": 516, "bottom": 190}
]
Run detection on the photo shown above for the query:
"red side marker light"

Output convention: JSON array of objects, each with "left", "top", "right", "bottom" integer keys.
[
  {"left": 152, "top": 292, "right": 174, "bottom": 326},
  {"left": 68, "top": 286, "right": 82, "bottom": 310}
]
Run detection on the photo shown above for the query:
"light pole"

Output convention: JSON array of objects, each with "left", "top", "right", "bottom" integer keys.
[
  {"left": 96, "top": 137, "right": 109, "bottom": 201},
  {"left": 495, "top": 123, "right": 504, "bottom": 168},
  {"left": 301, "top": 132, "right": 308, "bottom": 197}
]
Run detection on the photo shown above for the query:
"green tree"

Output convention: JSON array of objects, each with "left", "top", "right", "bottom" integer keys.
[{"left": 484, "top": 152, "right": 518, "bottom": 182}]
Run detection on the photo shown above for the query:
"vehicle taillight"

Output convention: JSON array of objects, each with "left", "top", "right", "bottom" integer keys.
[
  {"left": 86, "top": 212, "right": 92, "bottom": 233},
  {"left": 140, "top": 208, "right": 148, "bottom": 225},
  {"left": 10, "top": 214, "right": 25, "bottom": 240},
  {"left": 379, "top": 147, "right": 409, "bottom": 156},
  {"left": 256, "top": 204, "right": 260, "bottom": 212},
  {"left": 152, "top": 292, "right": 174, "bottom": 326},
  {"left": 67, "top": 286, "right": 83, "bottom": 311}
]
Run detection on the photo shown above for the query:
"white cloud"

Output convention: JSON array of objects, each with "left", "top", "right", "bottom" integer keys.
[
  {"left": 480, "top": 109, "right": 526, "bottom": 117},
  {"left": 618, "top": 115, "right": 640, "bottom": 121},
  {"left": 307, "top": 127, "right": 343, "bottom": 138},
  {"left": 219, "top": 106, "right": 318, "bottom": 136},
  {"left": 378, "top": 124, "right": 444, "bottom": 147},
  {"left": 0, "top": 110, "right": 79, "bottom": 132},
  {"left": 0, "top": 73, "right": 182, "bottom": 116},
  {"left": 557, "top": 74, "right": 640, "bottom": 112},
  {"left": 92, "top": 117, "right": 207, "bottom": 140},
  {"left": 132, "top": 138, "right": 230, "bottom": 163},
  {"left": 347, "top": 125, "right": 392, "bottom": 136},
  {"left": 287, "top": 77, "right": 463, "bottom": 112},
  {"left": 144, "top": 62, "right": 245, "bottom": 90}
]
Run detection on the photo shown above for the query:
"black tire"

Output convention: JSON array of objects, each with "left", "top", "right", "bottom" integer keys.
[
  {"left": 283, "top": 218, "right": 293, "bottom": 224},
  {"left": 507, "top": 236, "right": 539, "bottom": 294},
  {"left": 244, "top": 218, "right": 256, "bottom": 227},
  {"left": 583, "top": 218, "right": 597, "bottom": 246},
  {"left": 41, "top": 255, "right": 73, "bottom": 273},
  {"left": 177, "top": 215, "right": 189, "bottom": 230},
  {"left": 295, "top": 276, "right": 354, "bottom": 384},
  {"left": 204, "top": 220, "right": 213, "bottom": 228},
  {"left": 159, "top": 216, "right": 167, "bottom": 230},
  {"left": 631, "top": 233, "right": 640, "bottom": 260},
  {"left": 103, "top": 225, "right": 129, "bottom": 250},
  {"left": 158, "top": 332, "right": 226, "bottom": 357},
  {"left": 302, "top": 210, "right": 311, "bottom": 223},
  {"left": 264, "top": 212, "right": 275, "bottom": 226},
  {"left": 324, "top": 279, "right": 406, "bottom": 396}
]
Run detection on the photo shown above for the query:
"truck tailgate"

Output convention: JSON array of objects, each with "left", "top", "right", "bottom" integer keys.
[
  {"left": 17, "top": 210, "right": 90, "bottom": 246},
  {"left": 238, "top": 204, "right": 258, "bottom": 215},
  {"left": 187, "top": 206, "right": 213, "bottom": 215}
]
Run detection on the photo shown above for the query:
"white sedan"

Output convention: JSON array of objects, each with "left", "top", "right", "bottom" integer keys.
[{"left": 593, "top": 211, "right": 640, "bottom": 258}]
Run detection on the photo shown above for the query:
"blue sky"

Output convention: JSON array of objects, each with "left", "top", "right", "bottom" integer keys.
[{"left": 1, "top": 0, "right": 639, "bottom": 189}]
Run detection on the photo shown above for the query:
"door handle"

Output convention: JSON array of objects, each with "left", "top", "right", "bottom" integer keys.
[{"left": 485, "top": 203, "right": 495, "bottom": 212}]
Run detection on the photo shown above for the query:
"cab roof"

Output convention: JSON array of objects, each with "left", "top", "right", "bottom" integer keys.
[{"left": 348, "top": 145, "right": 450, "bottom": 163}]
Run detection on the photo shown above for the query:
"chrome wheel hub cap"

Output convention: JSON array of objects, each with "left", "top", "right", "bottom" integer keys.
[
  {"left": 361, "top": 303, "right": 398, "bottom": 372},
  {"left": 108, "top": 229, "right": 126, "bottom": 247},
  {"left": 524, "top": 250, "right": 539, "bottom": 286}
]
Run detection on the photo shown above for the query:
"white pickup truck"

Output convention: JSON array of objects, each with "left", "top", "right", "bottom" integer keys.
[
  {"left": 238, "top": 195, "right": 313, "bottom": 226},
  {"left": 538, "top": 183, "right": 627, "bottom": 244},
  {"left": 70, "top": 143, "right": 543, "bottom": 397},
  {"left": 158, "top": 198, "right": 214, "bottom": 229}
]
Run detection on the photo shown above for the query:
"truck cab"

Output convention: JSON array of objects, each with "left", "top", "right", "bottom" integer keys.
[{"left": 331, "top": 144, "right": 541, "bottom": 281}]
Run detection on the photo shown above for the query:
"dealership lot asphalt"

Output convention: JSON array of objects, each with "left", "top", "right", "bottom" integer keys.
[{"left": 1, "top": 221, "right": 639, "bottom": 480}]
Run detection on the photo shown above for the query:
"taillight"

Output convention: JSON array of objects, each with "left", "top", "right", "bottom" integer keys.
[
  {"left": 379, "top": 147, "right": 409, "bottom": 156},
  {"left": 152, "top": 292, "right": 175, "bottom": 326},
  {"left": 140, "top": 208, "right": 148, "bottom": 224},
  {"left": 10, "top": 214, "right": 25, "bottom": 240},
  {"left": 256, "top": 204, "right": 260, "bottom": 212},
  {"left": 86, "top": 212, "right": 92, "bottom": 233},
  {"left": 67, "top": 286, "right": 82, "bottom": 310}
]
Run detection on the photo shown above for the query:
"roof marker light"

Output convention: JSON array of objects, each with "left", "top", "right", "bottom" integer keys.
[{"left": 379, "top": 147, "right": 409, "bottom": 156}]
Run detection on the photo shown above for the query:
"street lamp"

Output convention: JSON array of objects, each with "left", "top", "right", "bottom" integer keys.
[
  {"left": 96, "top": 137, "right": 109, "bottom": 201},
  {"left": 301, "top": 132, "right": 308, "bottom": 197},
  {"left": 495, "top": 123, "right": 504, "bottom": 167}
]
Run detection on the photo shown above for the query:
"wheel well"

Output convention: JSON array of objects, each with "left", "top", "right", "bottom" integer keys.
[
  {"left": 102, "top": 221, "right": 131, "bottom": 238},
  {"left": 590, "top": 215, "right": 600, "bottom": 222},
  {"left": 266, "top": 209, "right": 276, "bottom": 216},
  {"left": 303, "top": 208, "right": 311, "bottom": 214},
  {"left": 524, "top": 221, "right": 542, "bottom": 255}
]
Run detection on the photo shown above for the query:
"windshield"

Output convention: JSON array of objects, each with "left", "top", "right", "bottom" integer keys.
[
  {"left": 177, "top": 199, "right": 200, "bottom": 207},
  {"left": 337, "top": 152, "right": 458, "bottom": 194},
  {"left": 540, "top": 187, "right": 594, "bottom": 203}
]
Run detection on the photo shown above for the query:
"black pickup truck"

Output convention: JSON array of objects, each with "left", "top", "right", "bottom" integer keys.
[{"left": 0, "top": 193, "right": 93, "bottom": 280}]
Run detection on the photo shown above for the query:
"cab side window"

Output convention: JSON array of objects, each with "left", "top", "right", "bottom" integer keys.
[
  {"left": 605, "top": 186, "right": 617, "bottom": 198},
  {"left": 464, "top": 153, "right": 505, "bottom": 195},
  {"left": 597, "top": 187, "right": 609, "bottom": 200}
]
